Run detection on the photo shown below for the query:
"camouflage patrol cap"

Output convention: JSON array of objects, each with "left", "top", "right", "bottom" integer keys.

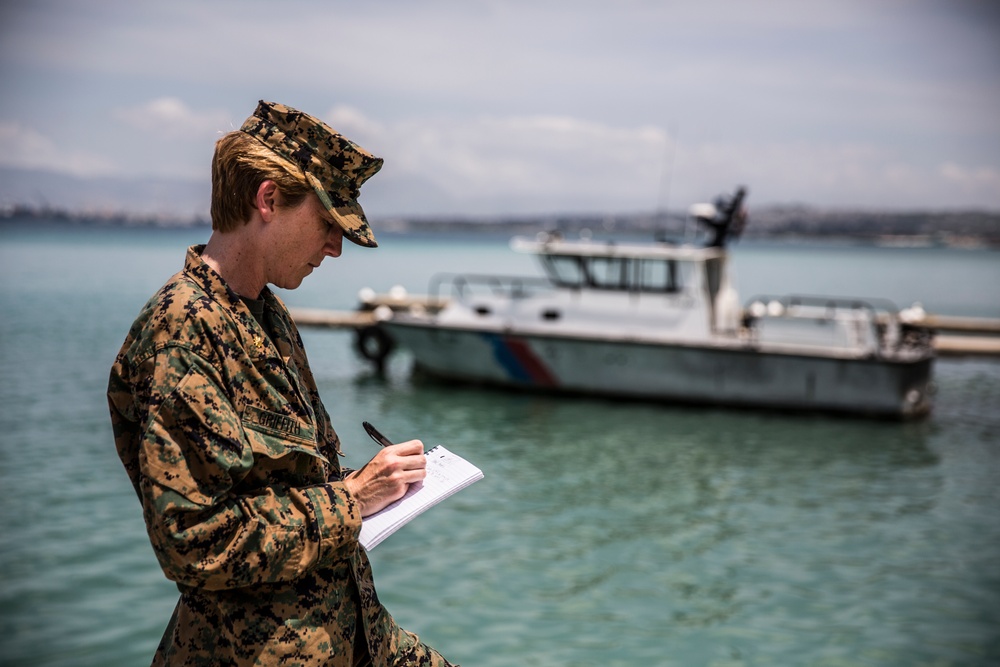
[{"left": 240, "top": 100, "right": 383, "bottom": 248}]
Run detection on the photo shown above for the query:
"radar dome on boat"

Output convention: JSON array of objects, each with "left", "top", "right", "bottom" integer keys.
[{"left": 688, "top": 203, "right": 718, "bottom": 221}]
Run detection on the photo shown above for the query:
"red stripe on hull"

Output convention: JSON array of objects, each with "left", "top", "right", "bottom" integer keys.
[{"left": 504, "top": 337, "right": 559, "bottom": 387}]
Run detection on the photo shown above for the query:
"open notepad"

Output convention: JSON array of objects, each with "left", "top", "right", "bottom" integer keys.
[{"left": 359, "top": 446, "right": 484, "bottom": 550}]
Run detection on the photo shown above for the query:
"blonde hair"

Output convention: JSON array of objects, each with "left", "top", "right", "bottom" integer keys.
[{"left": 210, "top": 131, "right": 314, "bottom": 232}]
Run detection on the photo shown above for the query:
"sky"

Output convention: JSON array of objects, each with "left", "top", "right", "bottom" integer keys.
[{"left": 1, "top": 0, "right": 998, "bottom": 220}]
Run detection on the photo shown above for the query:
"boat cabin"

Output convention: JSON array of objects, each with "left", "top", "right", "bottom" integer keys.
[{"left": 424, "top": 236, "right": 745, "bottom": 342}]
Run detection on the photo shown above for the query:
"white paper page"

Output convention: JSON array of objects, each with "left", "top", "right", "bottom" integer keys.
[{"left": 359, "top": 446, "right": 483, "bottom": 550}]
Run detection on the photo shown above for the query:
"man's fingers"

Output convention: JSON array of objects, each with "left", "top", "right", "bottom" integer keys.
[
  {"left": 384, "top": 439, "right": 424, "bottom": 456},
  {"left": 381, "top": 441, "right": 426, "bottom": 471}
]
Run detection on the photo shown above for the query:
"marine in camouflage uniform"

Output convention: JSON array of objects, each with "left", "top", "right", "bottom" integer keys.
[{"left": 108, "top": 102, "right": 457, "bottom": 667}]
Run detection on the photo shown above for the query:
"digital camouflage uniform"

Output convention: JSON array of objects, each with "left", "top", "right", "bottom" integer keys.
[{"left": 108, "top": 246, "right": 455, "bottom": 667}]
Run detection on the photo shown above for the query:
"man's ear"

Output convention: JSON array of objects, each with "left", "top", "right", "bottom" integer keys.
[{"left": 255, "top": 180, "right": 279, "bottom": 222}]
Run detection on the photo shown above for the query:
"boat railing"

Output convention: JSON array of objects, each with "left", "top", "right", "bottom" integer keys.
[
  {"left": 428, "top": 272, "right": 555, "bottom": 302},
  {"left": 745, "top": 294, "right": 898, "bottom": 318},
  {"left": 743, "top": 294, "right": 933, "bottom": 359}
]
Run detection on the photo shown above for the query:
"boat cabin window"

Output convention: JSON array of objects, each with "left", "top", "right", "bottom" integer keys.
[
  {"left": 541, "top": 254, "right": 680, "bottom": 292},
  {"left": 588, "top": 257, "right": 628, "bottom": 289},
  {"left": 635, "top": 259, "right": 679, "bottom": 293},
  {"left": 544, "top": 255, "right": 587, "bottom": 287}
]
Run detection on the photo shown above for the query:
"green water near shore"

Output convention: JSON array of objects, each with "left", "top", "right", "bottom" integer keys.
[{"left": 1, "top": 224, "right": 998, "bottom": 666}]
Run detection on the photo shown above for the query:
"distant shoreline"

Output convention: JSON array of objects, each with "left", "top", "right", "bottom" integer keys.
[{"left": 3, "top": 205, "right": 998, "bottom": 249}]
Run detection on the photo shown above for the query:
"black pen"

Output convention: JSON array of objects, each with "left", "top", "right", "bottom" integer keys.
[{"left": 363, "top": 421, "right": 394, "bottom": 448}]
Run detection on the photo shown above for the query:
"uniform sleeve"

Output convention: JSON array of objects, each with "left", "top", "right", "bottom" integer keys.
[{"left": 136, "top": 343, "right": 363, "bottom": 591}]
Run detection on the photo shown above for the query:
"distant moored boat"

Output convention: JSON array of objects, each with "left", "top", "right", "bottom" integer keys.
[{"left": 357, "top": 187, "right": 936, "bottom": 418}]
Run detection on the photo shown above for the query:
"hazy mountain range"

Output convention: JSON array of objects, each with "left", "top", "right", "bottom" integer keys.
[{"left": 3, "top": 167, "right": 998, "bottom": 247}]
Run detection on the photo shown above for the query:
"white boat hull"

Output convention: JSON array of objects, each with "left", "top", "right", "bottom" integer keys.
[{"left": 381, "top": 322, "right": 934, "bottom": 418}]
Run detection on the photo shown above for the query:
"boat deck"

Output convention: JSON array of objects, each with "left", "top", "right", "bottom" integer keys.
[{"left": 289, "top": 296, "right": 1000, "bottom": 358}]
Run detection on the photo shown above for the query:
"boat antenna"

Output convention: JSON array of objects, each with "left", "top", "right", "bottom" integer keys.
[{"left": 654, "top": 123, "right": 677, "bottom": 243}]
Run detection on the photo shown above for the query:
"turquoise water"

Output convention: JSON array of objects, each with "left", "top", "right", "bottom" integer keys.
[{"left": 1, "top": 223, "right": 999, "bottom": 666}]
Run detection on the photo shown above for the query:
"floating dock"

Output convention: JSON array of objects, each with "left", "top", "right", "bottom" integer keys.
[
  {"left": 289, "top": 307, "right": 378, "bottom": 329},
  {"left": 921, "top": 314, "right": 1000, "bottom": 357},
  {"left": 289, "top": 298, "right": 1000, "bottom": 358},
  {"left": 291, "top": 294, "right": 450, "bottom": 330}
]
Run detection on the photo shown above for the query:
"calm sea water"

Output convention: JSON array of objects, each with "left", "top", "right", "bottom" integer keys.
[{"left": 1, "top": 222, "right": 999, "bottom": 666}]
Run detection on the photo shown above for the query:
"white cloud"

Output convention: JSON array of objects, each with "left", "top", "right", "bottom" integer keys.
[
  {"left": 939, "top": 162, "right": 1000, "bottom": 198},
  {"left": 311, "top": 106, "right": 1000, "bottom": 215},
  {"left": 113, "top": 97, "right": 234, "bottom": 138},
  {"left": 326, "top": 105, "right": 386, "bottom": 140},
  {"left": 337, "top": 109, "right": 671, "bottom": 213},
  {"left": 0, "top": 122, "right": 116, "bottom": 177},
  {"left": 2, "top": 1, "right": 997, "bottom": 213},
  {"left": 670, "top": 142, "right": 1000, "bottom": 210}
]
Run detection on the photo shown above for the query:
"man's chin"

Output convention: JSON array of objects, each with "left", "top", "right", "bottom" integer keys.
[
  {"left": 274, "top": 264, "right": 319, "bottom": 291},
  {"left": 275, "top": 276, "right": 306, "bottom": 291}
]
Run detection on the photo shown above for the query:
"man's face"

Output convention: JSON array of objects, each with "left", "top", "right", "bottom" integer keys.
[{"left": 268, "top": 193, "right": 344, "bottom": 290}]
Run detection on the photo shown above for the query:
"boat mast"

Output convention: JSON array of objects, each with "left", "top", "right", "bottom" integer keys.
[{"left": 654, "top": 123, "right": 677, "bottom": 243}]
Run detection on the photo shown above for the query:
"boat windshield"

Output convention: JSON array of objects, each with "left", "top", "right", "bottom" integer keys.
[{"left": 542, "top": 254, "right": 680, "bottom": 292}]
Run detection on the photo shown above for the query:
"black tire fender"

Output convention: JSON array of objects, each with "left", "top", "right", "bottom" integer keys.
[{"left": 354, "top": 325, "right": 394, "bottom": 365}]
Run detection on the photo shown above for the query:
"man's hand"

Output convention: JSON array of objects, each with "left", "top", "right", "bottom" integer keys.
[{"left": 344, "top": 440, "right": 426, "bottom": 516}]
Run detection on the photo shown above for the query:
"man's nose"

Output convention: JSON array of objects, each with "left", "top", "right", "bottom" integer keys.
[{"left": 324, "top": 228, "right": 343, "bottom": 258}]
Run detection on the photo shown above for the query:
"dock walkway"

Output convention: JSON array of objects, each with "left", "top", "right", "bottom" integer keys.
[
  {"left": 289, "top": 307, "right": 377, "bottom": 330},
  {"left": 914, "top": 314, "right": 1000, "bottom": 357}
]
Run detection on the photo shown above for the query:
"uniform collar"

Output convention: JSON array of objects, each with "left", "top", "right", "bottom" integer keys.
[
  {"left": 184, "top": 244, "right": 297, "bottom": 359},
  {"left": 184, "top": 244, "right": 274, "bottom": 307}
]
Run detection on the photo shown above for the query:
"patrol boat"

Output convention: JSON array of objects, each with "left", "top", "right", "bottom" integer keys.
[{"left": 359, "top": 187, "right": 936, "bottom": 418}]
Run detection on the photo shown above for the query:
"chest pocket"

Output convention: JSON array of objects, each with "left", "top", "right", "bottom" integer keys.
[{"left": 240, "top": 406, "right": 330, "bottom": 488}]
